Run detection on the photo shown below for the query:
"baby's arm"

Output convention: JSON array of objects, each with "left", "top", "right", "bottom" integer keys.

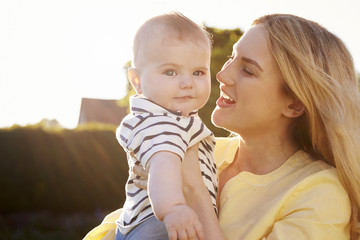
[{"left": 146, "top": 151, "right": 204, "bottom": 240}]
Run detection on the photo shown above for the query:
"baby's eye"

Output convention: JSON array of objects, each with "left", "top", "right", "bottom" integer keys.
[
  {"left": 193, "top": 71, "right": 204, "bottom": 76},
  {"left": 164, "top": 70, "right": 177, "bottom": 76}
]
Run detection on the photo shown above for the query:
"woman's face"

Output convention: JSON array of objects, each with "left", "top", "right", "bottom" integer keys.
[{"left": 212, "top": 25, "right": 291, "bottom": 136}]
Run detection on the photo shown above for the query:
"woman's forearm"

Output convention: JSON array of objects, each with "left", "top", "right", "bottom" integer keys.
[
  {"left": 182, "top": 144, "right": 225, "bottom": 240},
  {"left": 184, "top": 183, "right": 225, "bottom": 240}
]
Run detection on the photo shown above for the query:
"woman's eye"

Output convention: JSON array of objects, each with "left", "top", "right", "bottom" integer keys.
[
  {"left": 243, "top": 67, "right": 254, "bottom": 76},
  {"left": 193, "top": 71, "right": 204, "bottom": 76},
  {"left": 164, "top": 70, "right": 176, "bottom": 76}
]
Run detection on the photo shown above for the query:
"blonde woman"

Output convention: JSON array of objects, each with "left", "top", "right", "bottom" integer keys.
[
  {"left": 182, "top": 13, "right": 360, "bottom": 240},
  {"left": 84, "top": 14, "right": 360, "bottom": 240}
]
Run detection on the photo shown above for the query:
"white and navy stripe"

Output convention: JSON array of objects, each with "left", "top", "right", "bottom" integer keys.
[{"left": 116, "top": 95, "right": 217, "bottom": 234}]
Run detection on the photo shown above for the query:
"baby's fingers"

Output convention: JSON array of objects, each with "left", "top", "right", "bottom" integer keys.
[
  {"left": 185, "top": 227, "right": 198, "bottom": 240},
  {"left": 167, "top": 228, "right": 177, "bottom": 240},
  {"left": 178, "top": 229, "right": 188, "bottom": 240},
  {"left": 194, "top": 221, "right": 204, "bottom": 240}
]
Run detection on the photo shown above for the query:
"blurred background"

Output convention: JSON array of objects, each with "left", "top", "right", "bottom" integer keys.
[{"left": 1, "top": 0, "right": 359, "bottom": 239}]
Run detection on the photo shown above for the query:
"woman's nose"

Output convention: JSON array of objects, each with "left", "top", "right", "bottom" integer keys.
[
  {"left": 216, "top": 64, "right": 234, "bottom": 85},
  {"left": 216, "top": 71, "right": 223, "bottom": 83}
]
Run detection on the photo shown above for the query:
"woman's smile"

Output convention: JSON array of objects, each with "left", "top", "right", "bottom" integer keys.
[
  {"left": 216, "top": 95, "right": 236, "bottom": 108},
  {"left": 216, "top": 86, "right": 236, "bottom": 108}
]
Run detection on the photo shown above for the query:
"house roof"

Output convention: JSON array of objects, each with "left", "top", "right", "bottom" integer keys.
[{"left": 78, "top": 98, "right": 128, "bottom": 126}]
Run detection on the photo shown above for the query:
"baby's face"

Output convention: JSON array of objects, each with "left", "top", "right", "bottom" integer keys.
[{"left": 136, "top": 34, "right": 211, "bottom": 116}]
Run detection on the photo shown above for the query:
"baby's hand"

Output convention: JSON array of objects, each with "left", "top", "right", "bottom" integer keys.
[{"left": 163, "top": 204, "right": 204, "bottom": 240}]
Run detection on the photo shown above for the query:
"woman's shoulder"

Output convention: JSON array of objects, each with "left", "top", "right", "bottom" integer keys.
[
  {"left": 284, "top": 150, "right": 347, "bottom": 195},
  {"left": 290, "top": 151, "right": 340, "bottom": 183},
  {"left": 277, "top": 152, "right": 351, "bottom": 238},
  {"left": 214, "top": 137, "right": 239, "bottom": 171},
  {"left": 283, "top": 151, "right": 351, "bottom": 218},
  {"left": 214, "top": 137, "right": 239, "bottom": 151}
]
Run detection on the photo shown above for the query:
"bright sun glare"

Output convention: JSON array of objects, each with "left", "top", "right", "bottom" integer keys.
[{"left": 1, "top": 0, "right": 359, "bottom": 129}]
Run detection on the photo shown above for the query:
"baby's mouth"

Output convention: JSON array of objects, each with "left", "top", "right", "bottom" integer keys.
[{"left": 176, "top": 96, "right": 192, "bottom": 100}]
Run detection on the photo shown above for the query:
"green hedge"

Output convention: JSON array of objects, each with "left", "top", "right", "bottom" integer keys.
[{"left": 0, "top": 125, "right": 128, "bottom": 213}]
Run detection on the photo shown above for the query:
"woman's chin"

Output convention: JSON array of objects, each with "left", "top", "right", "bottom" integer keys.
[
  {"left": 211, "top": 107, "right": 224, "bottom": 128},
  {"left": 212, "top": 107, "right": 237, "bottom": 133}
]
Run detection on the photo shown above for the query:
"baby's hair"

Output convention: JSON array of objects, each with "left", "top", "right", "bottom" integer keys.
[{"left": 132, "top": 12, "right": 212, "bottom": 67}]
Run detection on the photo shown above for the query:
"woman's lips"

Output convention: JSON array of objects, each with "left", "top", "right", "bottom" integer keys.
[{"left": 216, "top": 95, "right": 236, "bottom": 108}]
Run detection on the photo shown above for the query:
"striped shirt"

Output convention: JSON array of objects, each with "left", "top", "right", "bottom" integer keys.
[{"left": 115, "top": 95, "right": 218, "bottom": 234}]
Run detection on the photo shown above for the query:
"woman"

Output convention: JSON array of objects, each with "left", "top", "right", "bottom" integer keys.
[
  {"left": 181, "top": 13, "right": 360, "bottom": 240},
  {"left": 84, "top": 14, "right": 360, "bottom": 240}
]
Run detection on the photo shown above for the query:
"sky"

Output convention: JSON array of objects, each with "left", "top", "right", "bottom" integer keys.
[{"left": 1, "top": 0, "right": 359, "bottom": 129}]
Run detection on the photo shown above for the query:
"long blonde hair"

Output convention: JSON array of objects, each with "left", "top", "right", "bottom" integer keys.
[{"left": 253, "top": 14, "right": 360, "bottom": 239}]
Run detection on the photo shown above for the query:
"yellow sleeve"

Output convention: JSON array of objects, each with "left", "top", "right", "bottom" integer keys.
[
  {"left": 214, "top": 137, "right": 238, "bottom": 172},
  {"left": 265, "top": 169, "right": 351, "bottom": 240},
  {"left": 83, "top": 208, "right": 121, "bottom": 240}
]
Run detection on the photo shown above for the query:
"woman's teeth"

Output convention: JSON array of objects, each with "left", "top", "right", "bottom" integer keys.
[{"left": 223, "top": 93, "right": 235, "bottom": 103}]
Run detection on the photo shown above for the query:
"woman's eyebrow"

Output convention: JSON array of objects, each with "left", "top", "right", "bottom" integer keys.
[{"left": 241, "top": 57, "right": 263, "bottom": 72}]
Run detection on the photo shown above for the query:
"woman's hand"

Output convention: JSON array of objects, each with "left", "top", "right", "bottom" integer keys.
[{"left": 132, "top": 164, "right": 148, "bottom": 190}]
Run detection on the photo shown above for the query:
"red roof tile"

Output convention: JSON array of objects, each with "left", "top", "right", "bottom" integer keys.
[{"left": 78, "top": 98, "right": 128, "bottom": 126}]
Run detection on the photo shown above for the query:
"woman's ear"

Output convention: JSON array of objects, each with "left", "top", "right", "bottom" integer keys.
[
  {"left": 282, "top": 99, "right": 305, "bottom": 118},
  {"left": 128, "top": 67, "right": 142, "bottom": 94}
]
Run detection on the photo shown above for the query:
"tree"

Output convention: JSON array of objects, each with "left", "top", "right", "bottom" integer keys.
[{"left": 118, "top": 26, "right": 244, "bottom": 137}]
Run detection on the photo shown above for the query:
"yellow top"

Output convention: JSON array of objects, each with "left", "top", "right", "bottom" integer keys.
[
  {"left": 83, "top": 137, "right": 351, "bottom": 240},
  {"left": 215, "top": 137, "right": 351, "bottom": 240}
]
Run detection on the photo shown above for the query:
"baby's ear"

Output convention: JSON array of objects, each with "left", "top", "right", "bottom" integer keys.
[{"left": 128, "top": 67, "right": 142, "bottom": 94}]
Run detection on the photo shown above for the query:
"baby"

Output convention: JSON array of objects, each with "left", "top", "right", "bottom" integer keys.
[{"left": 115, "top": 12, "right": 217, "bottom": 240}]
